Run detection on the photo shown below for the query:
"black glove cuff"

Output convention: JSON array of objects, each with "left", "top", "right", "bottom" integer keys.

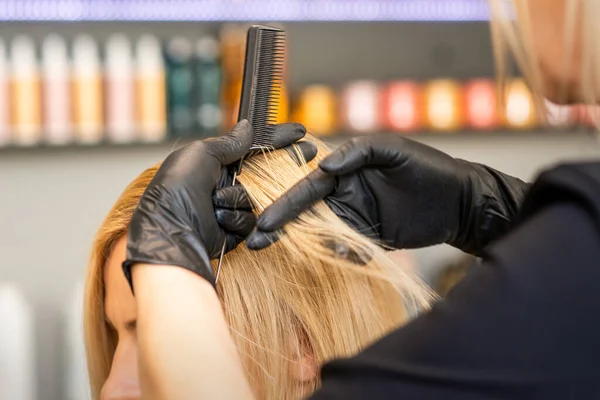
[
  {"left": 450, "top": 161, "right": 529, "bottom": 256},
  {"left": 122, "top": 188, "right": 216, "bottom": 293},
  {"left": 122, "top": 250, "right": 216, "bottom": 294}
]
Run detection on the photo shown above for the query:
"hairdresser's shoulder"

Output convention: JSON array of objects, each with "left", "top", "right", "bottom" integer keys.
[
  {"left": 308, "top": 162, "right": 600, "bottom": 400},
  {"left": 517, "top": 161, "right": 600, "bottom": 229}
]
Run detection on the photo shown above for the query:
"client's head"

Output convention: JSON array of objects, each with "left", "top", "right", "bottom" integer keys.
[{"left": 84, "top": 135, "right": 434, "bottom": 400}]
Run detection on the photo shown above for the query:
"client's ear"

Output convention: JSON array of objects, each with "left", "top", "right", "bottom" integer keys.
[
  {"left": 288, "top": 340, "right": 318, "bottom": 382},
  {"left": 293, "top": 351, "right": 318, "bottom": 382}
]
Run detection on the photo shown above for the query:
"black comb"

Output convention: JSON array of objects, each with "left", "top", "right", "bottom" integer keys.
[
  {"left": 216, "top": 24, "right": 286, "bottom": 283},
  {"left": 237, "top": 25, "right": 285, "bottom": 153}
]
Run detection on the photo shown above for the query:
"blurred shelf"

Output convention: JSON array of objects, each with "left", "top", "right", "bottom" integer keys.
[
  {"left": 0, "top": 130, "right": 597, "bottom": 155},
  {"left": 0, "top": 0, "right": 489, "bottom": 22},
  {"left": 0, "top": 139, "right": 194, "bottom": 155},
  {"left": 322, "top": 130, "right": 600, "bottom": 146}
]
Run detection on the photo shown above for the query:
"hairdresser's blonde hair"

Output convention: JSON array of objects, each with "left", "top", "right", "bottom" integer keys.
[
  {"left": 84, "top": 136, "right": 435, "bottom": 399},
  {"left": 489, "top": 0, "right": 600, "bottom": 125}
]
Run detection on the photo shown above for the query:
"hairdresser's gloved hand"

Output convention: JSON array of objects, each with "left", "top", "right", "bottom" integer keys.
[
  {"left": 123, "top": 120, "right": 317, "bottom": 288},
  {"left": 246, "top": 135, "right": 529, "bottom": 256}
]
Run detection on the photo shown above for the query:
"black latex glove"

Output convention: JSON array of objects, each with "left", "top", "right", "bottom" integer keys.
[
  {"left": 213, "top": 138, "right": 318, "bottom": 246},
  {"left": 123, "top": 120, "right": 317, "bottom": 289},
  {"left": 246, "top": 135, "right": 529, "bottom": 256},
  {"left": 213, "top": 138, "right": 317, "bottom": 238}
]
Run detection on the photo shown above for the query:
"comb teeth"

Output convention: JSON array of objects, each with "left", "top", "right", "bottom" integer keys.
[
  {"left": 237, "top": 26, "right": 286, "bottom": 149},
  {"left": 217, "top": 26, "right": 286, "bottom": 274},
  {"left": 250, "top": 30, "right": 285, "bottom": 148}
]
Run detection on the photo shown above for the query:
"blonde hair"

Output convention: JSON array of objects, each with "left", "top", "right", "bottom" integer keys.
[
  {"left": 489, "top": 0, "right": 600, "bottom": 125},
  {"left": 84, "top": 135, "right": 435, "bottom": 399}
]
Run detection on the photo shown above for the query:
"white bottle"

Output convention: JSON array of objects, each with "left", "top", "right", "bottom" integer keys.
[
  {"left": 72, "top": 34, "right": 104, "bottom": 144},
  {"left": 0, "top": 283, "right": 36, "bottom": 400},
  {"left": 544, "top": 98, "right": 574, "bottom": 128},
  {"left": 105, "top": 34, "right": 136, "bottom": 143},
  {"left": 135, "top": 34, "right": 166, "bottom": 142},
  {"left": 0, "top": 38, "right": 10, "bottom": 146},
  {"left": 64, "top": 281, "right": 90, "bottom": 400},
  {"left": 342, "top": 81, "right": 381, "bottom": 133},
  {"left": 42, "top": 34, "right": 72, "bottom": 145},
  {"left": 10, "top": 35, "right": 42, "bottom": 146}
]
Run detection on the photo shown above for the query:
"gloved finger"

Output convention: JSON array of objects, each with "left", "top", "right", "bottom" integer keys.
[
  {"left": 206, "top": 119, "right": 253, "bottom": 165},
  {"left": 271, "top": 123, "right": 307, "bottom": 149},
  {"left": 319, "top": 135, "right": 407, "bottom": 175},
  {"left": 253, "top": 168, "right": 336, "bottom": 232},
  {"left": 335, "top": 209, "right": 380, "bottom": 243},
  {"left": 215, "top": 209, "right": 256, "bottom": 237},
  {"left": 218, "top": 165, "right": 234, "bottom": 188},
  {"left": 225, "top": 233, "right": 246, "bottom": 254},
  {"left": 213, "top": 186, "right": 253, "bottom": 210},
  {"left": 245, "top": 229, "right": 282, "bottom": 250},
  {"left": 283, "top": 141, "right": 318, "bottom": 166}
]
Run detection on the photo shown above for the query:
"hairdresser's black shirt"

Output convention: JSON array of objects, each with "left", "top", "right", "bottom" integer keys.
[{"left": 310, "top": 162, "right": 600, "bottom": 400}]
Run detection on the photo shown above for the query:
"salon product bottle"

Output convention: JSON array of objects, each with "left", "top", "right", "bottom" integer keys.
[
  {"left": 10, "top": 35, "right": 42, "bottom": 146},
  {"left": 42, "top": 34, "right": 72, "bottom": 145},
  {"left": 220, "top": 24, "right": 246, "bottom": 131},
  {"left": 0, "top": 38, "right": 10, "bottom": 146},
  {"left": 341, "top": 81, "right": 381, "bottom": 134},
  {"left": 294, "top": 85, "right": 337, "bottom": 136},
  {"left": 165, "top": 36, "right": 195, "bottom": 138},
  {"left": 0, "top": 284, "right": 35, "bottom": 400},
  {"left": 503, "top": 78, "right": 537, "bottom": 129},
  {"left": 64, "top": 282, "right": 90, "bottom": 400},
  {"left": 193, "top": 36, "right": 222, "bottom": 138},
  {"left": 382, "top": 81, "right": 422, "bottom": 133},
  {"left": 424, "top": 79, "right": 464, "bottom": 132},
  {"left": 587, "top": 106, "right": 600, "bottom": 128},
  {"left": 72, "top": 35, "right": 104, "bottom": 144},
  {"left": 592, "top": 108, "right": 600, "bottom": 128},
  {"left": 544, "top": 99, "right": 575, "bottom": 129},
  {"left": 464, "top": 79, "right": 498, "bottom": 131},
  {"left": 573, "top": 105, "right": 587, "bottom": 128},
  {"left": 105, "top": 34, "right": 136, "bottom": 143},
  {"left": 575, "top": 105, "right": 598, "bottom": 128},
  {"left": 135, "top": 34, "right": 167, "bottom": 143}
]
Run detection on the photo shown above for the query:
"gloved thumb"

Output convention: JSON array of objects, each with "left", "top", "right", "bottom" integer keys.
[{"left": 207, "top": 119, "right": 253, "bottom": 165}]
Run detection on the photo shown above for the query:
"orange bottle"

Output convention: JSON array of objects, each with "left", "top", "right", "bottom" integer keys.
[
  {"left": 135, "top": 34, "right": 167, "bottom": 142},
  {"left": 502, "top": 79, "right": 537, "bottom": 129},
  {"left": 294, "top": 85, "right": 337, "bottom": 136},
  {"left": 423, "top": 79, "right": 464, "bottom": 132},
  {"left": 72, "top": 35, "right": 104, "bottom": 144},
  {"left": 10, "top": 35, "right": 41, "bottom": 146},
  {"left": 0, "top": 39, "right": 10, "bottom": 146}
]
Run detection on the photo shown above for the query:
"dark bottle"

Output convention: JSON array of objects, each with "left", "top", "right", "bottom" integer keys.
[
  {"left": 193, "top": 36, "right": 222, "bottom": 138},
  {"left": 165, "top": 36, "right": 194, "bottom": 138}
]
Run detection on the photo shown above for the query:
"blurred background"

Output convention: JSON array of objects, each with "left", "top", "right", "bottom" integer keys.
[{"left": 1, "top": 1, "right": 599, "bottom": 399}]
